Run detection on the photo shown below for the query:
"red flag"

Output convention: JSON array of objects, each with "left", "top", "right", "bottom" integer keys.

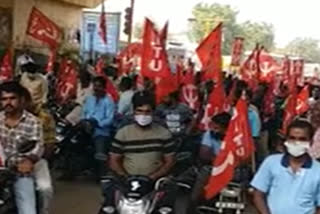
[
  {"left": 98, "top": 3, "right": 107, "bottom": 44},
  {"left": 263, "top": 79, "right": 276, "bottom": 120},
  {"left": 293, "top": 59, "right": 304, "bottom": 86},
  {"left": 199, "top": 82, "right": 229, "bottom": 131},
  {"left": 105, "top": 78, "right": 119, "bottom": 102},
  {"left": 281, "top": 71, "right": 297, "bottom": 133},
  {"left": 259, "top": 49, "right": 282, "bottom": 83},
  {"left": 231, "top": 37, "right": 244, "bottom": 66},
  {"left": 26, "top": 7, "right": 61, "bottom": 48},
  {"left": 117, "top": 43, "right": 142, "bottom": 75},
  {"left": 205, "top": 97, "right": 255, "bottom": 199},
  {"left": 45, "top": 49, "right": 56, "bottom": 73},
  {"left": 0, "top": 141, "right": 5, "bottom": 167},
  {"left": 56, "top": 60, "right": 78, "bottom": 103},
  {"left": 180, "top": 84, "right": 200, "bottom": 111},
  {"left": 155, "top": 74, "right": 178, "bottom": 104},
  {"left": 95, "top": 57, "right": 105, "bottom": 76},
  {"left": 196, "top": 23, "right": 222, "bottom": 82},
  {"left": 140, "top": 18, "right": 171, "bottom": 79},
  {"left": 0, "top": 49, "right": 13, "bottom": 82},
  {"left": 296, "top": 85, "right": 309, "bottom": 115},
  {"left": 240, "top": 47, "right": 260, "bottom": 90},
  {"left": 160, "top": 21, "right": 169, "bottom": 46}
]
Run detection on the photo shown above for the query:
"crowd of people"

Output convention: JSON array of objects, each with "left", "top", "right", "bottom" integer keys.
[{"left": 1, "top": 48, "right": 320, "bottom": 214}]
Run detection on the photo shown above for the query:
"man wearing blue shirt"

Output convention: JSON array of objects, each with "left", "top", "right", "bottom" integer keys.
[
  {"left": 191, "top": 112, "right": 231, "bottom": 203},
  {"left": 251, "top": 119, "right": 320, "bottom": 214},
  {"left": 82, "top": 76, "right": 115, "bottom": 176}
]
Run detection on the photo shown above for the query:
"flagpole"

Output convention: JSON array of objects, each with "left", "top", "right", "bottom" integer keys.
[{"left": 128, "top": 0, "right": 135, "bottom": 44}]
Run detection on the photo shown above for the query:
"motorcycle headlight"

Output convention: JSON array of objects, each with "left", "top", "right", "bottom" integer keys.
[
  {"left": 118, "top": 197, "right": 150, "bottom": 214},
  {"left": 102, "top": 206, "right": 115, "bottom": 213},
  {"left": 158, "top": 207, "right": 173, "bottom": 214}
]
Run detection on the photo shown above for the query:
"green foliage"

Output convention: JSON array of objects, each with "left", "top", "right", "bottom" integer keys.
[
  {"left": 284, "top": 37, "right": 320, "bottom": 62},
  {"left": 189, "top": 3, "right": 275, "bottom": 54},
  {"left": 238, "top": 21, "right": 275, "bottom": 51}
]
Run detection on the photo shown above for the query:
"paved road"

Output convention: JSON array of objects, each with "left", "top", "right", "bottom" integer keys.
[
  {"left": 51, "top": 178, "right": 257, "bottom": 214},
  {"left": 51, "top": 179, "right": 102, "bottom": 214}
]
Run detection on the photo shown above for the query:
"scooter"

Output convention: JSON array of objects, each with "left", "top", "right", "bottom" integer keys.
[{"left": 98, "top": 175, "right": 191, "bottom": 214}]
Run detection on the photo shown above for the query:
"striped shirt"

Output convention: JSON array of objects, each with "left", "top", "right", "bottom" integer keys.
[
  {"left": 110, "top": 123, "right": 176, "bottom": 175},
  {"left": 0, "top": 111, "right": 44, "bottom": 164}
]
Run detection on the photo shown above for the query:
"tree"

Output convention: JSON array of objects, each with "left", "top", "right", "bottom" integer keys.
[
  {"left": 238, "top": 21, "right": 275, "bottom": 51},
  {"left": 284, "top": 37, "right": 320, "bottom": 62},
  {"left": 188, "top": 3, "right": 239, "bottom": 55},
  {"left": 188, "top": 3, "right": 275, "bottom": 54}
]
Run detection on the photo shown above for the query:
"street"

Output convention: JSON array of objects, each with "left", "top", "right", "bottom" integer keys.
[
  {"left": 51, "top": 179, "right": 102, "bottom": 214},
  {"left": 51, "top": 178, "right": 257, "bottom": 214}
]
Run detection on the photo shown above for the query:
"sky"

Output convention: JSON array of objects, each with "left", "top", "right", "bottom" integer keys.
[{"left": 100, "top": 0, "right": 320, "bottom": 47}]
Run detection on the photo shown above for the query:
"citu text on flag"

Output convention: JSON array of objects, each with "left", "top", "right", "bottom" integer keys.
[{"left": 140, "top": 18, "right": 171, "bottom": 80}]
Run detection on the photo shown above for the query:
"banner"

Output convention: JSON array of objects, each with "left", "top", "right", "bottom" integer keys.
[
  {"left": 45, "top": 49, "right": 56, "bottom": 73},
  {"left": 0, "top": 49, "right": 13, "bottom": 82},
  {"left": 26, "top": 7, "right": 61, "bottom": 48},
  {"left": 231, "top": 37, "right": 244, "bottom": 66},
  {"left": 56, "top": 60, "right": 78, "bottom": 103},
  {"left": 205, "top": 97, "right": 255, "bottom": 199},
  {"left": 140, "top": 18, "right": 171, "bottom": 79},
  {"left": 196, "top": 23, "right": 222, "bottom": 82},
  {"left": 117, "top": 42, "right": 142, "bottom": 75},
  {"left": 98, "top": 3, "right": 107, "bottom": 44}
]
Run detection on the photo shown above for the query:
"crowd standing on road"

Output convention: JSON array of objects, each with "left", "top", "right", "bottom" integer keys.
[{"left": 1, "top": 47, "right": 320, "bottom": 214}]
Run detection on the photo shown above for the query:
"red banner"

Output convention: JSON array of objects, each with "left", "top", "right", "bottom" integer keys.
[
  {"left": 231, "top": 37, "right": 244, "bottom": 66},
  {"left": 196, "top": 23, "right": 222, "bottom": 82},
  {"left": 205, "top": 98, "right": 255, "bottom": 199},
  {"left": 56, "top": 60, "right": 78, "bottom": 103},
  {"left": 98, "top": 3, "right": 107, "bottom": 44},
  {"left": 0, "top": 49, "right": 13, "bottom": 82},
  {"left": 258, "top": 49, "right": 282, "bottom": 83},
  {"left": 140, "top": 18, "right": 171, "bottom": 79},
  {"left": 117, "top": 43, "right": 142, "bottom": 75},
  {"left": 26, "top": 7, "right": 61, "bottom": 48},
  {"left": 296, "top": 85, "right": 309, "bottom": 115},
  {"left": 199, "top": 82, "right": 230, "bottom": 131},
  {"left": 180, "top": 84, "right": 200, "bottom": 111},
  {"left": 45, "top": 49, "right": 56, "bottom": 73},
  {"left": 293, "top": 59, "right": 304, "bottom": 86},
  {"left": 240, "top": 47, "right": 260, "bottom": 90}
]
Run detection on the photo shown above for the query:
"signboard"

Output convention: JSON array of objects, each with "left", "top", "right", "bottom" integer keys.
[{"left": 81, "top": 12, "right": 120, "bottom": 58}]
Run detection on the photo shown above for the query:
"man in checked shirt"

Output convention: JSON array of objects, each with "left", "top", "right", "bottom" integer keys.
[{"left": 0, "top": 81, "right": 44, "bottom": 214}]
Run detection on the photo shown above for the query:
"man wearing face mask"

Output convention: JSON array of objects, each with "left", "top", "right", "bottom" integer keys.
[
  {"left": 191, "top": 112, "right": 231, "bottom": 204},
  {"left": 102, "top": 91, "right": 181, "bottom": 212},
  {"left": 251, "top": 119, "right": 320, "bottom": 214}
]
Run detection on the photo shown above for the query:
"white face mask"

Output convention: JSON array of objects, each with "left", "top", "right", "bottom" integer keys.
[
  {"left": 134, "top": 115, "right": 152, "bottom": 127},
  {"left": 284, "top": 141, "right": 310, "bottom": 157}
]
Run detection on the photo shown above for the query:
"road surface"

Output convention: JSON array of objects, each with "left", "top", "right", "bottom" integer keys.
[{"left": 51, "top": 178, "right": 257, "bottom": 214}]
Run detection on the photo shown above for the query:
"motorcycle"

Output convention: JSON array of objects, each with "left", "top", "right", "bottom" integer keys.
[
  {"left": 0, "top": 140, "right": 39, "bottom": 214},
  {"left": 99, "top": 175, "right": 191, "bottom": 214},
  {"left": 53, "top": 120, "right": 96, "bottom": 179},
  {"left": 197, "top": 166, "right": 252, "bottom": 214}
]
